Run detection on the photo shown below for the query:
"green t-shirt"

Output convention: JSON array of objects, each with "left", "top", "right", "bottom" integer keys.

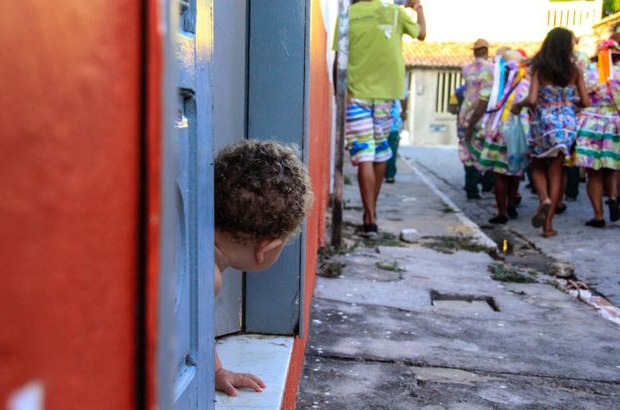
[{"left": 333, "top": 0, "right": 420, "bottom": 100}]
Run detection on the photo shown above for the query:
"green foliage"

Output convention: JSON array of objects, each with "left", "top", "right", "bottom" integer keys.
[
  {"left": 375, "top": 261, "right": 406, "bottom": 272},
  {"left": 361, "top": 231, "right": 404, "bottom": 247},
  {"left": 419, "top": 235, "right": 493, "bottom": 254},
  {"left": 604, "top": 0, "right": 620, "bottom": 16},
  {"left": 488, "top": 263, "right": 539, "bottom": 283}
]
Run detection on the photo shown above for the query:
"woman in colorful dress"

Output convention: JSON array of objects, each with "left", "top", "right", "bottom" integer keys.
[
  {"left": 511, "top": 27, "right": 589, "bottom": 238},
  {"left": 480, "top": 50, "right": 530, "bottom": 224},
  {"left": 575, "top": 40, "right": 620, "bottom": 227}
]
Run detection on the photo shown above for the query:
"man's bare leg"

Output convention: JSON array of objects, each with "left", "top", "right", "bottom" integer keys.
[
  {"left": 358, "top": 161, "right": 377, "bottom": 225},
  {"left": 373, "top": 161, "right": 387, "bottom": 205}
]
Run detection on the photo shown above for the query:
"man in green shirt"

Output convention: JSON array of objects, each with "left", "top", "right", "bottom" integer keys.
[{"left": 333, "top": 0, "right": 426, "bottom": 237}]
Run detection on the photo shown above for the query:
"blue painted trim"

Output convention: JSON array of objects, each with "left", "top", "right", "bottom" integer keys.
[{"left": 245, "top": 0, "right": 309, "bottom": 335}]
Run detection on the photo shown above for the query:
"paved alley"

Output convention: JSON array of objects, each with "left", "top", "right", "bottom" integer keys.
[{"left": 297, "top": 154, "right": 620, "bottom": 410}]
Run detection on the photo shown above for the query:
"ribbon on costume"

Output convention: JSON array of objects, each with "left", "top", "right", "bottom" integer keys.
[{"left": 482, "top": 60, "right": 526, "bottom": 130}]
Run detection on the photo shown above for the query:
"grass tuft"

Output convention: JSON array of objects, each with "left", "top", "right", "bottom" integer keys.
[
  {"left": 419, "top": 235, "right": 492, "bottom": 254},
  {"left": 375, "top": 261, "right": 406, "bottom": 272},
  {"left": 488, "top": 263, "right": 539, "bottom": 283}
]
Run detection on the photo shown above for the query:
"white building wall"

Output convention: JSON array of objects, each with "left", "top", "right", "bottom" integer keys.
[{"left": 407, "top": 69, "right": 458, "bottom": 146}]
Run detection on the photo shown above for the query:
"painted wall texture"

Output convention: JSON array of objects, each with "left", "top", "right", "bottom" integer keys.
[
  {"left": 282, "top": 0, "right": 332, "bottom": 407},
  {"left": 0, "top": 1, "right": 142, "bottom": 409}
]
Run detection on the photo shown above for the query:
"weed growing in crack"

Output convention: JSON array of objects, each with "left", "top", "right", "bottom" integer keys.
[
  {"left": 317, "top": 260, "right": 345, "bottom": 278},
  {"left": 489, "top": 263, "right": 539, "bottom": 283},
  {"left": 318, "top": 244, "right": 355, "bottom": 259},
  {"left": 419, "top": 235, "right": 493, "bottom": 254},
  {"left": 361, "top": 232, "right": 405, "bottom": 247},
  {"left": 441, "top": 206, "right": 455, "bottom": 214},
  {"left": 375, "top": 261, "right": 406, "bottom": 272},
  {"left": 317, "top": 244, "right": 355, "bottom": 279}
]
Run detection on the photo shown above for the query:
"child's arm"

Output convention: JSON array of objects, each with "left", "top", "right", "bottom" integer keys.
[{"left": 215, "top": 348, "right": 267, "bottom": 396}]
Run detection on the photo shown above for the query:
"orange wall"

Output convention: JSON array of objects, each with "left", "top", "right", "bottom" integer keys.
[
  {"left": 0, "top": 2, "right": 142, "bottom": 409},
  {"left": 282, "top": 0, "right": 332, "bottom": 408},
  {"left": 145, "top": 1, "right": 163, "bottom": 408}
]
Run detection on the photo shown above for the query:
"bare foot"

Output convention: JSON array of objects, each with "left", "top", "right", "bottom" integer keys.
[{"left": 542, "top": 229, "right": 557, "bottom": 238}]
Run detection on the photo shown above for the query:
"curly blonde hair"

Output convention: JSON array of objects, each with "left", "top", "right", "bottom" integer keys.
[{"left": 214, "top": 139, "right": 313, "bottom": 244}]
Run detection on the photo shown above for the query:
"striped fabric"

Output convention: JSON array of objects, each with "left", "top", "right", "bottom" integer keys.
[
  {"left": 575, "top": 65, "right": 620, "bottom": 170},
  {"left": 576, "top": 109, "right": 620, "bottom": 170},
  {"left": 345, "top": 98, "right": 393, "bottom": 165}
]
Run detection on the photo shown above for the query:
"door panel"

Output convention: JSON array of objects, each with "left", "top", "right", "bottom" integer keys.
[
  {"left": 171, "top": 0, "right": 213, "bottom": 408},
  {"left": 245, "top": 0, "right": 309, "bottom": 335},
  {"left": 213, "top": 0, "right": 247, "bottom": 336}
]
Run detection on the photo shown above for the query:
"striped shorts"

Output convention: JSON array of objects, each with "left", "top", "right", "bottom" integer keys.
[{"left": 345, "top": 98, "right": 394, "bottom": 165}]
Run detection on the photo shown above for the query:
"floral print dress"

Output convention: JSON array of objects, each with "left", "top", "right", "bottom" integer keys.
[{"left": 529, "top": 85, "right": 578, "bottom": 158}]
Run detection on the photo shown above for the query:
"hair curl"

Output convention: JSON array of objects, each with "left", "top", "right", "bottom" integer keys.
[
  {"left": 530, "top": 27, "right": 576, "bottom": 87},
  {"left": 214, "top": 139, "right": 313, "bottom": 244}
]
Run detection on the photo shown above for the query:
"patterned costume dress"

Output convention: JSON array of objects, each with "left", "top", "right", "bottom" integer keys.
[
  {"left": 458, "top": 58, "right": 494, "bottom": 167},
  {"left": 479, "top": 70, "right": 530, "bottom": 176},
  {"left": 575, "top": 64, "right": 620, "bottom": 170},
  {"left": 529, "top": 85, "right": 578, "bottom": 158}
]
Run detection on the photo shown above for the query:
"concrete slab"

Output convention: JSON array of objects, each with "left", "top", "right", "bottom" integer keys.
[
  {"left": 299, "top": 155, "right": 620, "bottom": 408},
  {"left": 298, "top": 357, "right": 619, "bottom": 410}
]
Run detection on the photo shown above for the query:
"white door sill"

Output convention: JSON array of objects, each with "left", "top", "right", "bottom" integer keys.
[{"left": 215, "top": 334, "right": 294, "bottom": 410}]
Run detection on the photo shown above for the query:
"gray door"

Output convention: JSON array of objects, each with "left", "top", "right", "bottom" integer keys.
[
  {"left": 171, "top": 0, "right": 213, "bottom": 407},
  {"left": 213, "top": 0, "right": 247, "bottom": 336}
]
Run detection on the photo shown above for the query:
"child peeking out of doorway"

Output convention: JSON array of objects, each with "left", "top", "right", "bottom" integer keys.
[{"left": 213, "top": 139, "right": 314, "bottom": 395}]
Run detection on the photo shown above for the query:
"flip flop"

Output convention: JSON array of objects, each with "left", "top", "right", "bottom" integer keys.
[{"left": 531, "top": 201, "right": 552, "bottom": 228}]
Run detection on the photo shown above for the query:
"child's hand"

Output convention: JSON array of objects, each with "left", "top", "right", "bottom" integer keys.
[{"left": 215, "top": 368, "right": 266, "bottom": 396}]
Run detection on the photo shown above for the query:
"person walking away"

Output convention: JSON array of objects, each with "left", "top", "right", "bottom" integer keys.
[
  {"left": 480, "top": 50, "right": 530, "bottom": 224},
  {"left": 511, "top": 27, "right": 589, "bottom": 238},
  {"left": 332, "top": 0, "right": 426, "bottom": 237},
  {"left": 575, "top": 39, "right": 620, "bottom": 227},
  {"left": 385, "top": 97, "right": 407, "bottom": 183},
  {"left": 459, "top": 39, "right": 494, "bottom": 200}
]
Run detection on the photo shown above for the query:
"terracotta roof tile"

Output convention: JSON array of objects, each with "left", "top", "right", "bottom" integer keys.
[{"left": 403, "top": 41, "right": 542, "bottom": 69}]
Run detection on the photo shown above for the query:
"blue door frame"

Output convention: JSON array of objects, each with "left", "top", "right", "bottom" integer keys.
[{"left": 159, "top": 0, "right": 215, "bottom": 408}]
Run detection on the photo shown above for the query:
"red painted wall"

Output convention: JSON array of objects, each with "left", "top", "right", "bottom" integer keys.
[
  {"left": 282, "top": 0, "right": 332, "bottom": 408},
  {"left": 145, "top": 1, "right": 163, "bottom": 409},
  {"left": 0, "top": 2, "right": 142, "bottom": 409}
]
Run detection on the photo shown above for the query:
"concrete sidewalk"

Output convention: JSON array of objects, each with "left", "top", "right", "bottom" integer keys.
[{"left": 297, "top": 158, "right": 620, "bottom": 409}]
